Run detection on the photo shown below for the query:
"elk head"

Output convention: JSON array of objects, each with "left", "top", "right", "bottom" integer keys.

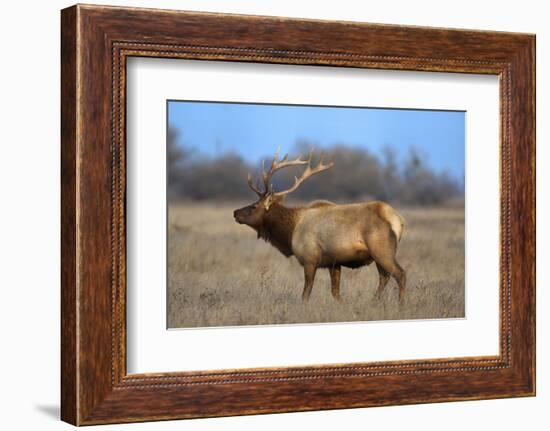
[{"left": 233, "top": 149, "right": 334, "bottom": 228}]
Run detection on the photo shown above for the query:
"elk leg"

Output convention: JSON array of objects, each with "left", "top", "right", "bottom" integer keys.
[
  {"left": 389, "top": 258, "right": 406, "bottom": 302},
  {"left": 328, "top": 265, "right": 342, "bottom": 301},
  {"left": 374, "top": 263, "right": 390, "bottom": 300},
  {"left": 397, "top": 266, "right": 406, "bottom": 302},
  {"left": 302, "top": 263, "right": 317, "bottom": 302},
  {"left": 377, "top": 258, "right": 406, "bottom": 302},
  {"left": 368, "top": 232, "right": 406, "bottom": 302}
]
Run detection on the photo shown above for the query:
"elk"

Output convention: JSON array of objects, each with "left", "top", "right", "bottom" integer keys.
[{"left": 233, "top": 150, "right": 406, "bottom": 302}]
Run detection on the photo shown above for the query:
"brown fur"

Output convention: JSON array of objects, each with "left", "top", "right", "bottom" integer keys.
[
  {"left": 306, "top": 199, "right": 337, "bottom": 208},
  {"left": 234, "top": 197, "right": 406, "bottom": 302},
  {"left": 256, "top": 203, "right": 298, "bottom": 257}
]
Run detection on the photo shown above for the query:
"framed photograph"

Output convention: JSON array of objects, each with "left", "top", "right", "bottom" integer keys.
[{"left": 61, "top": 4, "right": 535, "bottom": 425}]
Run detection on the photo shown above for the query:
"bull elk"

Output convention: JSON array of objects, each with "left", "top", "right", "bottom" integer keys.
[{"left": 233, "top": 150, "right": 406, "bottom": 302}]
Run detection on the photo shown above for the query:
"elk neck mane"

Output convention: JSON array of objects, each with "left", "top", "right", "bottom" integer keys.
[{"left": 256, "top": 202, "right": 300, "bottom": 257}]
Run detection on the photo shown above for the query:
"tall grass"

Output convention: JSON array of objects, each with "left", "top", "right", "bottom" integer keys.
[{"left": 167, "top": 201, "right": 465, "bottom": 328}]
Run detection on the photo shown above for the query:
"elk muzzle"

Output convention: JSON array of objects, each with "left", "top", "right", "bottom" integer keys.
[
  {"left": 234, "top": 203, "right": 266, "bottom": 227},
  {"left": 233, "top": 205, "right": 252, "bottom": 224}
]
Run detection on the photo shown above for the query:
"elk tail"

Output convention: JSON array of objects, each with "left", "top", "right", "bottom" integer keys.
[
  {"left": 391, "top": 210, "right": 405, "bottom": 242},
  {"left": 379, "top": 203, "right": 405, "bottom": 242}
]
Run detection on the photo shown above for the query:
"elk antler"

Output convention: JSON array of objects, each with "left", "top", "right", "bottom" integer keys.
[
  {"left": 272, "top": 150, "right": 334, "bottom": 198},
  {"left": 247, "top": 149, "right": 334, "bottom": 197},
  {"left": 247, "top": 173, "right": 264, "bottom": 197},
  {"left": 247, "top": 148, "right": 308, "bottom": 196},
  {"left": 262, "top": 148, "right": 310, "bottom": 191}
]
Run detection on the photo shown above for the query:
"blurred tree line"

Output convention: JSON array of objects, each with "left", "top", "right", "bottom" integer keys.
[{"left": 168, "top": 129, "right": 463, "bottom": 206}]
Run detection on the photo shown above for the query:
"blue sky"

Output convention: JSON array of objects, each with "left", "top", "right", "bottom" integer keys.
[{"left": 168, "top": 100, "right": 465, "bottom": 179}]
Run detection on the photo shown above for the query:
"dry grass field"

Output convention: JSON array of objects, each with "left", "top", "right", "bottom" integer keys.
[{"left": 167, "top": 201, "right": 465, "bottom": 328}]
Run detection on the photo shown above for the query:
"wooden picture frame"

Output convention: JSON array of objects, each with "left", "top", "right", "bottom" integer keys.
[{"left": 61, "top": 4, "right": 535, "bottom": 425}]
